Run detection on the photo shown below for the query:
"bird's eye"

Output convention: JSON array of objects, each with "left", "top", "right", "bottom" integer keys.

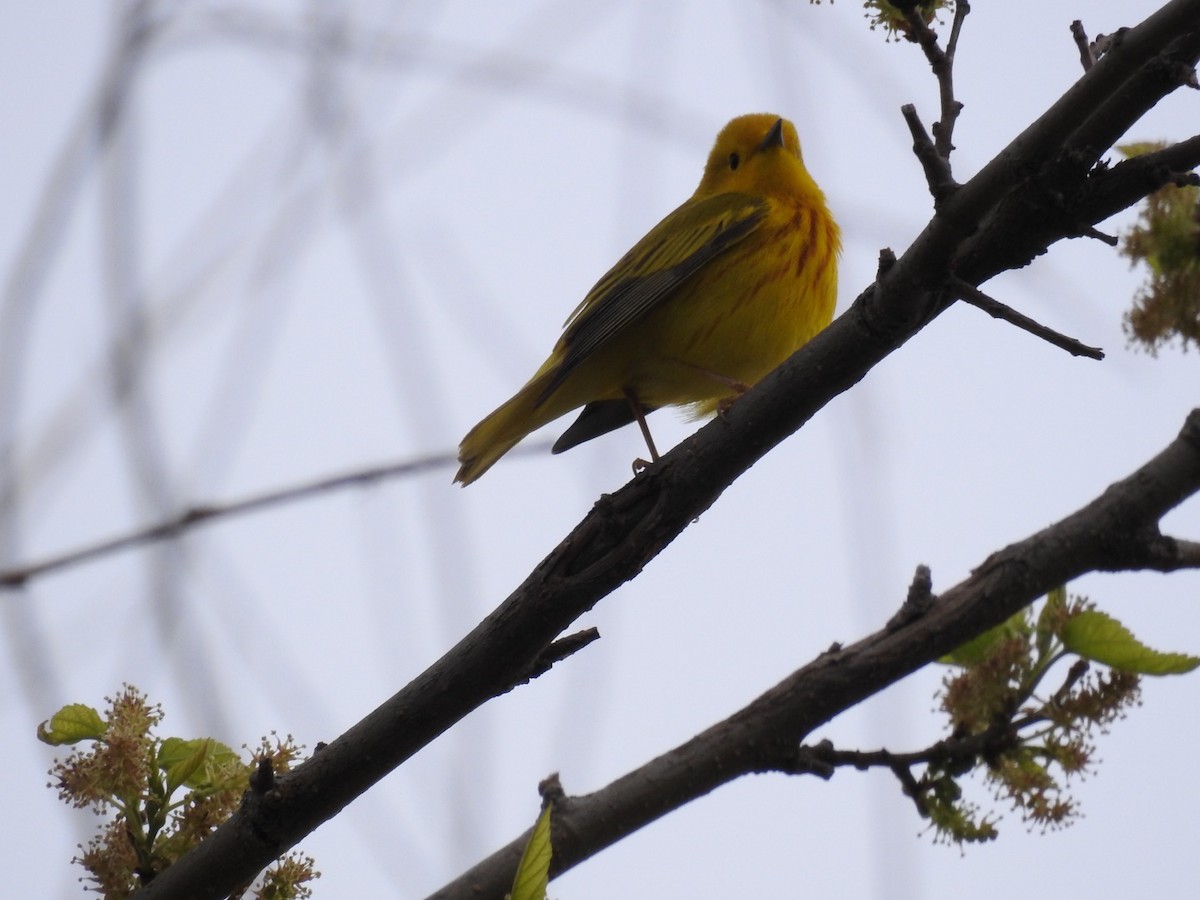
[{"left": 728, "top": 152, "right": 740, "bottom": 171}]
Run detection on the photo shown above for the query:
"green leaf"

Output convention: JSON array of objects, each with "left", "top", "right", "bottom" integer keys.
[
  {"left": 159, "top": 738, "right": 212, "bottom": 793},
  {"left": 508, "top": 804, "right": 553, "bottom": 900},
  {"left": 941, "top": 609, "right": 1030, "bottom": 667},
  {"left": 158, "top": 738, "right": 240, "bottom": 792},
  {"left": 1062, "top": 610, "right": 1200, "bottom": 675},
  {"left": 37, "top": 704, "right": 106, "bottom": 745}
]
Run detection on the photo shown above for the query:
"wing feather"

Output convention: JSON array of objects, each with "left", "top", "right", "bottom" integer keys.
[{"left": 536, "top": 193, "right": 768, "bottom": 405}]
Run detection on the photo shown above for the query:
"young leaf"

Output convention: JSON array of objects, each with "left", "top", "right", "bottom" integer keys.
[
  {"left": 36, "top": 703, "right": 106, "bottom": 745},
  {"left": 1062, "top": 610, "right": 1200, "bottom": 675},
  {"left": 158, "top": 738, "right": 240, "bottom": 792},
  {"left": 159, "top": 738, "right": 214, "bottom": 794},
  {"left": 508, "top": 803, "right": 553, "bottom": 900}
]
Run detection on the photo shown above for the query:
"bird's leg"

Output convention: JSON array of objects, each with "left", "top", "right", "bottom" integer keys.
[{"left": 623, "top": 387, "right": 659, "bottom": 473}]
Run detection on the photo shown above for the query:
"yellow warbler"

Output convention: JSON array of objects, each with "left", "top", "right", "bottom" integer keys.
[{"left": 455, "top": 113, "right": 840, "bottom": 485}]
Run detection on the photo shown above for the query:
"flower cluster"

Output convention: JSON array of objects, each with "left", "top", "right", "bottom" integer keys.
[{"left": 40, "top": 686, "right": 318, "bottom": 899}]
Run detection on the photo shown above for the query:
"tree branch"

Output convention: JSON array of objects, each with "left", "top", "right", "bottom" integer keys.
[
  {"left": 0, "top": 442, "right": 550, "bottom": 588},
  {"left": 520, "top": 628, "right": 601, "bottom": 685},
  {"left": 932, "top": 0, "right": 968, "bottom": 158},
  {"left": 902, "top": 104, "right": 957, "bottom": 203},
  {"left": 898, "top": 0, "right": 969, "bottom": 191},
  {"left": 951, "top": 277, "right": 1105, "bottom": 359},
  {"left": 1080, "top": 134, "right": 1200, "bottom": 219},
  {"left": 1071, "top": 20, "right": 1098, "bottom": 71}
]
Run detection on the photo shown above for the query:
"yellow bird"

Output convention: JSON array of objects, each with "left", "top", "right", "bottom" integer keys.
[{"left": 455, "top": 113, "right": 840, "bottom": 485}]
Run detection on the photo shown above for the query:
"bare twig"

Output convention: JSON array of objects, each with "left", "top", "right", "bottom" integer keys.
[
  {"left": 887, "top": 563, "right": 936, "bottom": 630},
  {"left": 0, "top": 441, "right": 550, "bottom": 588},
  {"left": 935, "top": 0, "right": 969, "bottom": 157},
  {"left": 1048, "top": 659, "right": 1092, "bottom": 708},
  {"left": 952, "top": 277, "right": 1105, "bottom": 360},
  {"left": 520, "top": 628, "right": 602, "bottom": 684},
  {"left": 782, "top": 719, "right": 1016, "bottom": 784},
  {"left": 902, "top": 104, "right": 957, "bottom": 203},
  {"left": 1072, "top": 20, "right": 1096, "bottom": 70},
  {"left": 899, "top": 3, "right": 948, "bottom": 68},
  {"left": 1076, "top": 224, "right": 1120, "bottom": 246},
  {"left": 876, "top": 247, "right": 898, "bottom": 280},
  {"left": 945, "top": 1, "right": 969, "bottom": 61},
  {"left": 1165, "top": 538, "right": 1200, "bottom": 566},
  {"left": 899, "top": 0, "right": 969, "bottom": 160}
]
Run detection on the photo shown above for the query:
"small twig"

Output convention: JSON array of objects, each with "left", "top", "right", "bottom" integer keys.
[
  {"left": 899, "top": 3, "right": 947, "bottom": 70},
  {"left": 1049, "top": 659, "right": 1091, "bottom": 709},
  {"left": 779, "top": 719, "right": 1021, "bottom": 819},
  {"left": 933, "top": 0, "right": 969, "bottom": 159},
  {"left": 887, "top": 563, "right": 936, "bottom": 631},
  {"left": 951, "top": 277, "right": 1105, "bottom": 360},
  {"left": 945, "top": 1, "right": 969, "bottom": 62},
  {"left": 902, "top": 104, "right": 958, "bottom": 203},
  {"left": 782, "top": 727, "right": 1005, "bottom": 778},
  {"left": 1076, "top": 224, "right": 1119, "bottom": 246},
  {"left": 789, "top": 739, "right": 836, "bottom": 779},
  {"left": 876, "top": 247, "right": 898, "bottom": 280},
  {"left": 518, "top": 628, "right": 602, "bottom": 685},
  {"left": 538, "top": 772, "right": 565, "bottom": 805},
  {"left": 248, "top": 756, "right": 276, "bottom": 795},
  {"left": 899, "top": 1, "right": 968, "bottom": 161},
  {"left": 0, "top": 440, "right": 553, "bottom": 588},
  {"left": 906, "top": 564, "right": 934, "bottom": 606},
  {"left": 1139, "top": 535, "right": 1200, "bottom": 571},
  {"left": 1071, "top": 20, "right": 1095, "bottom": 71},
  {"left": 888, "top": 758, "right": 925, "bottom": 808}
]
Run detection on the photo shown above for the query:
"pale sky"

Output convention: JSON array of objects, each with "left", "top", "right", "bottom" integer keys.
[{"left": 3, "top": 2, "right": 1198, "bottom": 898}]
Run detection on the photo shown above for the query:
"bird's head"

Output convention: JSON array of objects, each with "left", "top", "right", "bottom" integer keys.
[{"left": 695, "top": 113, "right": 812, "bottom": 198}]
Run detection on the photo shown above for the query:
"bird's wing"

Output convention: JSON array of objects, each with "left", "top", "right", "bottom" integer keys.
[{"left": 536, "top": 192, "right": 768, "bottom": 405}]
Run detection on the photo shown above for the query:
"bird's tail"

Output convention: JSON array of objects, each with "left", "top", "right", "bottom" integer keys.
[{"left": 455, "top": 372, "right": 559, "bottom": 485}]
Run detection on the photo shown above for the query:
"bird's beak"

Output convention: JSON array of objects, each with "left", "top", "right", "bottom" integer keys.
[{"left": 757, "top": 118, "right": 786, "bottom": 153}]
